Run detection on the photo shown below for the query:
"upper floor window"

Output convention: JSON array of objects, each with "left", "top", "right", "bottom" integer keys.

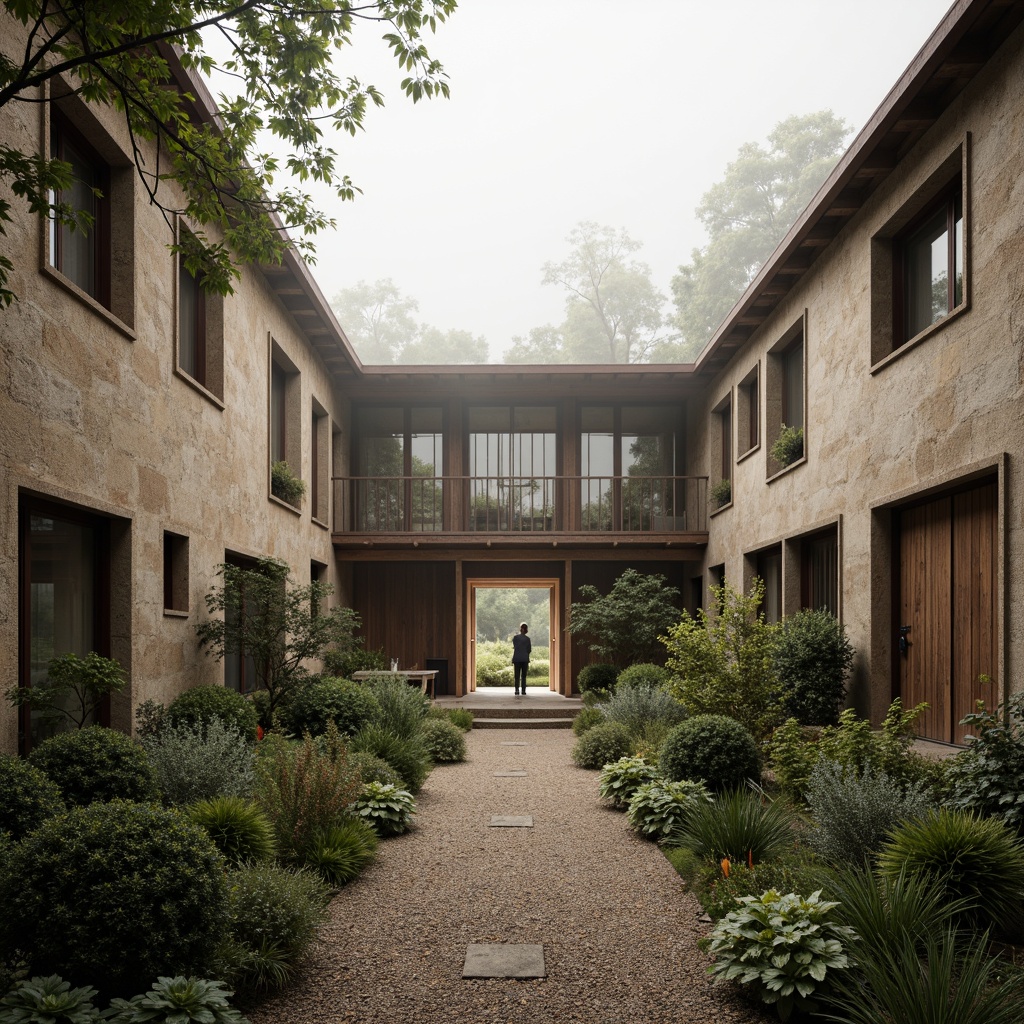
[
  {"left": 767, "top": 317, "right": 806, "bottom": 477},
  {"left": 269, "top": 342, "right": 302, "bottom": 508},
  {"left": 782, "top": 338, "right": 804, "bottom": 432},
  {"left": 178, "top": 256, "right": 206, "bottom": 384}
]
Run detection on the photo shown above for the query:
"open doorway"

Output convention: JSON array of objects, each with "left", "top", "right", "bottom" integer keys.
[{"left": 467, "top": 580, "right": 559, "bottom": 694}]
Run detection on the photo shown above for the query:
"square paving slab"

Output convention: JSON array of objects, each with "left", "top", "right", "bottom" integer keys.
[
  {"left": 489, "top": 815, "right": 533, "bottom": 827},
  {"left": 463, "top": 943, "right": 546, "bottom": 979},
  {"left": 500, "top": 741, "right": 530, "bottom": 746},
  {"left": 493, "top": 770, "right": 528, "bottom": 777}
]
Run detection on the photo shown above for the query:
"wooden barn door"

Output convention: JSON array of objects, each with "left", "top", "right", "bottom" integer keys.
[{"left": 897, "top": 480, "right": 997, "bottom": 743}]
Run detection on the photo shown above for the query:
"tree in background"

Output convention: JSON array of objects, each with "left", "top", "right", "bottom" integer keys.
[
  {"left": 668, "top": 111, "right": 851, "bottom": 360},
  {"left": 475, "top": 588, "right": 551, "bottom": 645},
  {"left": 568, "top": 569, "right": 680, "bottom": 667},
  {"left": 505, "top": 222, "right": 666, "bottom": 364},
  {"left": 0, "top": 0, "right": 455, "bottom": 306},
  {"left": 332, "top": 279, "right": 487, "bottom": 364}
]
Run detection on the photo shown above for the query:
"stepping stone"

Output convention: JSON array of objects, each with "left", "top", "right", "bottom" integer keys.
[
  {"left": 489, "top": 815, "right": 533, "bottom": 827},
  {"left": 500, "top": 741, "right": 530, "bottom": 746},
  {"left": 463, "top": 943, "right": 546, "bottom": 979},
  {"left": 494, "top": 770, "right": 527, "bottom": 777}
]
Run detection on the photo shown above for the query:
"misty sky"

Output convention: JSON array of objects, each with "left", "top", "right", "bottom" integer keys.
[{"left": 300, "top": 1, "right": 954, "bottom": 362}]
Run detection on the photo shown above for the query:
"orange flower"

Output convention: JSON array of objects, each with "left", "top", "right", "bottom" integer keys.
[
  {"left": 721, "top": 858, "right": 731, "bottom": 878},
  {"left": 256, "top": 725, "right": 265, "bottom": 741}
]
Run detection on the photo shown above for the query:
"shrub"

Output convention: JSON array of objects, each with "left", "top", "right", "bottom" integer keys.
[
  {"left": 0, "top": 754, "right": 65, "bottom": 840},
  {"left": 602, "top": 686, "right": 687, "bottom": 749},
  {"left": 766, "top": 717, "right": 821, "bottom": 801},
  {"left": 770, "top": 423, "right": 804, "bottom": 466},
  {"left": 349, "top": 751, "right": 402, "bottom": 788},
  {"left": 877, "top": 808, "right": 1024, "bottom": 934},
  {"left": 806, "top": 759, "right": 934, "bottom": 865},
  {"left": 255, "top": 725, "right": 362, "bottom": 864},
  {"left": 220, "top": 861, "right": 330, "bottom": 998},
  {"left": 663, "top": 580, "right": 785, "bottom": 738},
  {"left": 666, "top": 786, "right": 795, "bottom": 864},
  {"left": 188, "top": 796, "right": 276, "bottom": 866},
  {"left": 597, "top": 756, "right": 661, "bottom": 809},
  {"left": 281, "top": 677, "right": 380, "bottom": 738},
  {"left": 581, "top": 688, "right": 611, "bottom": 708},
  {"left": 576, "top": 663, "right": 618, "bottom": 694},
  {"left": 270, "top": 460, "right": 305, "bottom": 503},
  {"left": 0, "top": 975, "right": 103, "bottom": 1024},
  {"left": 351, "top": 782, "right": 417, "bottom": 836},
  {"left": 659, "top": 715, "right": 760, "bottom": 792},
  {"left": 425, "top": 705, "right": 473, "bottom": 732},
  {"left": 29, "top": 726, "right": 157, "bottom": 806},
  {"left": 304, "top": 818, "right": 378, "bottom": 885},
  {"left": 710, "top": 477, "right": 731, "bottom": 508},
  {"left": 106, "top": 976, "right": 248, "bottom": 1024},
  {"left": 626, "top": 779, "right": 711, "bottom": 841},
  {"left": 1, "top": 801, "right": 228, "bottom": 997},
  {"left": 363, "top": 675, "right": 429, "bottom": 739},
  {"left": 708, "top": 889, "right": 854, "bottom": 1020},
  {"left": 572, "top": 706, "right": 605, "bottom": 737},
  {"left": 946, "top": 691, "right": 1024, "bottom": 834},
  {"left": 772, "top": 609, "right": 854, "bottom": 726},
  {"left": 142, "top": 719, "right": 254, "bottom": 806},
  {"left": 476, "top": 651, "right": 514, "bottom": 687},
  {"left": 349, "top": 724, "right": 431, "bottom": 794},
  {"left": 321, "top": 644, "right": 387, "bottom": 681},
  {"left": 570, "top": 721, "right": 633, "bottom": 769},
  {"left": 420, "top": 719, "right": 467, "bottom": 763},
  {"left": 166, "top": 687, "right": 259, "bottom": 743},
  {"left": 615, "top": 663, "right": 670, "bottom": 692}
]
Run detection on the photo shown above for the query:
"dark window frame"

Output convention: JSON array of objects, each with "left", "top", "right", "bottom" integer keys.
[{"left": 177, "top": 243, "right": 207, "bottom": 387}]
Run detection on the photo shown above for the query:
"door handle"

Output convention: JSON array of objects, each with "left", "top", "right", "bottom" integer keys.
[{"left": 898, "top": 624, "right": 912, "bottom": 656}]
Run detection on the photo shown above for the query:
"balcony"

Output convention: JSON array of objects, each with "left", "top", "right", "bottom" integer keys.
[{"left": 331, "top": 475, "right": 709, "bottom": 551}]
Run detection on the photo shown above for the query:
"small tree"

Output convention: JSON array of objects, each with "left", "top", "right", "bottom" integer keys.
[
  {"left": 196, "top": 558, "right": 360, "bottom": 718},
  {"left": 773, "top": 609, "right": 854, "bottom": 725},
  {"left": 5, "top": 651, "right": 126, "bottom": 729},
  {"left": 568, "top": 568, "right": 680, "bottom": 668},
  {"left": 662, "top": 579, "right": 785, "bottom": 738}
]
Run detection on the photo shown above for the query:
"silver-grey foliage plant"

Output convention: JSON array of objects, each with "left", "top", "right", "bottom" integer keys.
[
  {"left": 806, "top": 758, "right": 934, "bottom": 866},
  {"left": 602, "top": 686, "right": 687, "bottom": 749},
  {"left": 142, "top": 719, "right": 254, "bottom": 806}
]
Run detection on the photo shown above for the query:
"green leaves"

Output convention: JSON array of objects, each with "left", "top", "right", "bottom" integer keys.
[
  {"left": 106, "top": 976, "right": 248, "bottom": 1024},
  {"left": 0, "top": 975, "right": 101, "bottom": 1024},
  {"left": 351, "top": 780, "right": 417, "bottom": 836}
]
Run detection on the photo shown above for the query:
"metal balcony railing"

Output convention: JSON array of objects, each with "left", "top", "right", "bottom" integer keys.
[{"left": 331, "top": 475, "right": 708, "bottom": 534}]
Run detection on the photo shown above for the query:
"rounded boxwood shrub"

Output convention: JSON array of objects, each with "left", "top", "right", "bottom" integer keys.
[
  {"left": 349, "top": 750, "right": 403, "bottom": 788},
  {"left": 576, "top": 663, "right": 619, "bottom": 694},
  {"left": 0, "top": 754, "right": 65, "bottom": 840},
  {"left": 420, "top": 718, "right": 467, "bottom": 764},
  {"left": 615, "top": 663, "right": 671, "bottom": 692},
  {"left": 571, "top": 721, "right": 633, "bottom": 770},
  {"left": 29, "top": 727, "right": 157, "bottom": 806},
  {"left": 188, "top": 795, "right": 277, "bottom": 866},
  {"left": 1, "top": 801, "right": 229, "bottom": 997},
  {"left": 572, "top": 705, "right": 605, "bottom": 737},
  {"left": 166, "top": 686, "right": 258, "bottom": 743},
  {"left": 659, "top": 715, "right": 761, "bottom": 792},
  {"left": 349, "top": 724, "right": 431, "bottom": 794},
  {"left": 281, "top": 678, "right": 380, "bottom": 738}
]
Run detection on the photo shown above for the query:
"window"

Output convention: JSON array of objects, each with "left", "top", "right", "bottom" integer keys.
[
  {"left": 737, "top": 366, "right": 759, "bottom": 457},
  {"left": 163, "top": 532, "right": 189, "bottom": 613},
  {"left": 756, "top": 546, "right": 783, "bottom": 624},
  {"left": 311, "top": 402, "right": 329, "bottom": 524},
  {"left": 801, "top": 527, "right": 839, "bottom": 616},
  {"left": 766, "top": 317, "right": 806, "bottom": 477},
  {"left": 708, "top": 563, "right": 726, "bottom": 613},
  {"left": 49, "top": 114, "right": 110, "bottom": 306},
  {"left": 223, "top": 553, "right": 258, "bottom": 694},
  {"left": 269, "top": 341, "right": 302, "bottom": 506},
  {"left": 175, "top": 228, "right": 225, "bottom": 401},
  {"left": 709, "top": 393, "right": 732, "bottom": 510},
  {"left": 720, "top": 398, "right": 732, "bottom": 482}
]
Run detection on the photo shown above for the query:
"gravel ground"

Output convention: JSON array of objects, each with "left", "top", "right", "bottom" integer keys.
[{"left": 250, "top": 727, "right": 765, "bottom": 1024}]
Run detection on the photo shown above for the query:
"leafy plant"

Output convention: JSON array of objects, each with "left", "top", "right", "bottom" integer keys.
[
  {"left": 29, "top": 726, "right": 157, "bottom": 807},
  {"left": 5, "top": 652, "right": 126, "bottom": 731},
  {"left": 626, "top": 779, "right": 712, "bottom": 841},
  {"left": 710, "top": 478, "right": 731, "bottom": 508},
  {"left": 348, "top": 751, "right": 402, "bottom": 788},
  {"left": 806, "top": 759, "right": 933, "bottom": 866},
  {"left": 572, "top": 706, "right": 605, "bottom": 737},
  {"left": 0, "top": 754, "right": 65, "bottom": 840},
  {"left": 143, "top": 719, "right": 255, "bottom": 806},
  {"left": 570, "top": 721, "right": 633, "bottom": 769},
  {"left": 425, "top": 706, "right": 473, "bottom": 732},
  {"left": 663, "top": 580, "right": 785, "bottom": 738},
  {"left": 598, "top": 756, "right": 660, "bottom": 809},
  {"left": 349, "top": 724, "right": 432, "bottom": 794},
  {"left": 602, "top": 685, "right": 687, "bottom": 750},
  {"left": 877, "top": 808, "right": 1024, "bottom": 934},
  {"left": 0, "top": 802, "right": 228, "bottom": 997},
  {"left": 766, "top": 718, "right": 820, "bottom": 801},
  {"left": 568, "top": 569, "right": 681, "bottom": 668},
  {"left": 351, "top": 782, "right": 417, "bottom": 836},
  {"left": 106, "top": 976, "right": 248, "bottom": 1024},
  {"left": 133, "top": 700, "right": 168, "bottom": 739},
  {"left": 420, "top": 719, "right": 467, "bottom": 763},
  {"left": 188, "top": 797, "right": 276, "bottom": 866},
  {"left": 304, "top": 819, "right": 378, "bottom": 884},
  {"left": 575, "top": 663, "right": 619, "bottom": 694},
  {"left": 946, "top": 691, "right": 1024, "bottom": 834},
  {"left": 615, "top": 663, "right": 670, "bottom": 692},
  {"left": 165, "top": 687, "right": 259, "bottom": 744},
  {"left": 363, "top": 674, "right": 430, "bottom": 740},
  {"left": 770, "top": 424, "right": 804, "bottom": 467},
  {"left": 659, "top": 715, "right": 761, "bottom": 792},
  {"left": 0, "top": 975, "right": 102, "bottom": 1024},
  {"left": 321, "top": 643, "right": 387, "bottom": 681},
  {"left": 668, "top": 786, "right": 795, "bottom": 863},
  {"left": 772, "top": 609, "right": 854, "bottom": 726},
  {"left": 689, "top": 854, "right": 828, "bottom": 923},
  {"left": 281, "top": 677, "right": 380, "bottom": 738},
  {"left": 708, "top": 889, "right": 855, "bottom": 1020},
  {"left": 270, "top": 460, "right": 305, "bottom": 504}
]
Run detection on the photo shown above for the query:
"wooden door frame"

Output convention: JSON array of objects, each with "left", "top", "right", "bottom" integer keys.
[{"left": 465, "top": 578, "right": 561, "bottom": 695}]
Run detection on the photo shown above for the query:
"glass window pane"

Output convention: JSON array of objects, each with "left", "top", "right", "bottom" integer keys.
[
  {"left": 904, "top": 206, "right": 950, "bottom": 339},
  {"left": 179, "top": 263, "right": 199, "bottom": 378}
]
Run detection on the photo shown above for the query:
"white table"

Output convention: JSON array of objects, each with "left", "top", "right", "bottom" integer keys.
[{"left": 352, "top": 669, "right": 438, "bottom": 699}]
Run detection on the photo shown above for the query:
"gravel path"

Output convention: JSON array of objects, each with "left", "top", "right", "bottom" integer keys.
[{"left": 250, "top": 727, "right": 764, "bottom": 1024}]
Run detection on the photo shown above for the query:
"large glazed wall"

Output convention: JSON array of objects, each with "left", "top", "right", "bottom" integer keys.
[{"left": 694, "top": 21, "right": 1024, "bottom": 723}]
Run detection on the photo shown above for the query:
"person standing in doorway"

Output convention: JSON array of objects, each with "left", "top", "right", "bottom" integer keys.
[{"left": 512, "top": 622, "right": 531, "bottom": 696}]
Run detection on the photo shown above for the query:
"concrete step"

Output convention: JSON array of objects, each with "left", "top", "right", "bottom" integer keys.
[
  {"left": 473, "top": 716, "right": 575, "bottom": 730},
  {"left": 462, "top": 705, "right": 578, "bottom": 720}
]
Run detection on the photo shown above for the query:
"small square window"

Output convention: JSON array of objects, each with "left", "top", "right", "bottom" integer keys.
[{"left": 163, "top": 531, "right": 189, "bottom": 613}]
